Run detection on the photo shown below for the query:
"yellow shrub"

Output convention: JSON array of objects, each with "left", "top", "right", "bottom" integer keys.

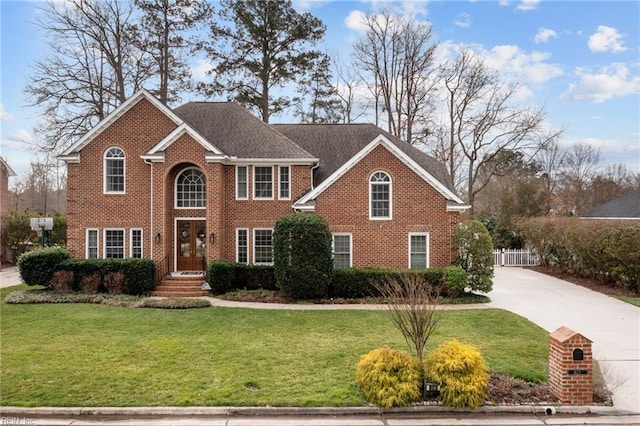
[
  {"left": 355, "top": 346, "right": 421, "bottom": 408},
  {"left": 424, "top": 339, "right": 489, "bottom": 408}
]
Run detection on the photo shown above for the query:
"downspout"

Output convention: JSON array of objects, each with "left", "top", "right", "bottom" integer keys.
[{"left": 144, "top": 159, "right": 154, "bottom": 260}]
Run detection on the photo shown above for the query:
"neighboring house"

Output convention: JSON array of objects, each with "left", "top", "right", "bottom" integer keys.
[
  {"left": 580, "top": 189, "right": 640, "bottom": 220},
  {"left": 59, "top": 90, "right": 468, "bottom": 293},
  {"left": 1, "top": 156, "right": 17, "bottom": 264}
]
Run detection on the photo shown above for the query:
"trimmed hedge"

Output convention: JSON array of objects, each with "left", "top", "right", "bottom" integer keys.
[
  {"left": 17, "top": 247, "right": 71, "bottom": 287},
  {"left": 517, "top": 218, "right": 640, "bottom": 293},
  {"left": 273, "top": 213, "right": 333, "bottom": 299},
  {"left": 329, "top": 268, "right": 445, "bottom": 299},
  {"left": 55, "top": 258, "right": 155, "bottom": 295},
  {"left": 208, "top": 260, "right": 276, "bottom": 295}
]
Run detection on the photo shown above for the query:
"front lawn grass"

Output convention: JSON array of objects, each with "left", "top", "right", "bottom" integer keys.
[
  {"left": 0, "top": 286, "right": 548, "bottom": 407},
  {"left": 616, "top": 296, "right": 640, "bottom": 307}
]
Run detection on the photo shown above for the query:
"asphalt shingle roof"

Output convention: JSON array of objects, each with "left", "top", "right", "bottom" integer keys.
[
  {"left": 172, "top": 102, "right": 457, "bottom": 198},
  {"left": 580, "top": 189, "right": 640, "bottom": 219},
  {"left": 173, "top": 102, "right": 316, "bottom": 160}
]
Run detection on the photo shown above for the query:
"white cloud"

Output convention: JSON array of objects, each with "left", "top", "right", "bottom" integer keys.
[
  {"left": 485, "top": 45, "right": 563, "bottom": 84},
  {"left": 517, "top": 0, "right": 540, "bottom": 11},
  {"left": 292, "top": 0, "right": 332, "bottom": 11},
  {"left": 190, "top": 59, "right": 213, "bottom": 80},
  {"left": 534, "top": 28, "right": 557, "bottom": 44},
  {"left": 345, "top": 10, "right": 368, "bottom": 32},
  {"left": 0, "top": 104, "right": 14, "bottom": 122},
  {"left": 498, "top": 0, "right": 510, "bottom": 6},
  {"left": 561, "top": 63, "right": 640, "bottom": 103},
  {"left": 588, "top": 25, "right": 627, "bottom": 53},
  {"left": 454, "top": 13, "right": 471, "bottom": 29},
  {"left": 7, "top": 129, "right": 35, "bottom": 146}
]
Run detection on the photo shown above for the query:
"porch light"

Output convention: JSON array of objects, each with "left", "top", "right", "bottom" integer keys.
[
  {"left": 209, "top": 232, "right": 215, "bottom": 243},
  {"left": 155, "top": 232, "right": 161, "bottom": 243}
]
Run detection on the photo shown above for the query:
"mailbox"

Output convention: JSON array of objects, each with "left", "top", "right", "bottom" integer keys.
[{"left": 549, "top": 326, "right": 593, "bottom": 405}]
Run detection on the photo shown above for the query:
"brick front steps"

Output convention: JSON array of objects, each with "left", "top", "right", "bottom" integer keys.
[{"left": 153, "top": 275, "right": 209, "bottom": 297}]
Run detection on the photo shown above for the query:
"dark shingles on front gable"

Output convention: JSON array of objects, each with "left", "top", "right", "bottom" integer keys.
[
  {"left": 273, "top": 123, "right": 456, "bottom": 194},
  {"left": 172, "top": 102, "right": 315, "bottom": 160}
]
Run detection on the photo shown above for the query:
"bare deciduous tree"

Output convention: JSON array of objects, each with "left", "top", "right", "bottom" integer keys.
[
  {"left": 432, "top": 47, "right": 562, "bottom": 216},
  {"left": 375, "top": 273, "right": 441, "bottom": 365},
  {"left": 352, "top": 10, "right": 438, "bottom": 144},
  {"left": 26, "top": 0, "right": 153, "bottom": 152}
]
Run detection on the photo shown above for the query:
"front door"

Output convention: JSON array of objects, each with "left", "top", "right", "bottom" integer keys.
[{"left": 177, "top": 220, "right": 206, "bottom": 271}]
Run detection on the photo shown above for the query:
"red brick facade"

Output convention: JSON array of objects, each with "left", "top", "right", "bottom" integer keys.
[
  {"left": 62, "top": 91, "right": 464, "bottom": 273},
  {"left": 549, "top": 326, "right": 594, "bottom": 405}
]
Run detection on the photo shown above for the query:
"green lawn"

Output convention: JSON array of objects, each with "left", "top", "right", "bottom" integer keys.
[
  {"left": 0, "top": 286, "right": 548, "bottom": 407},
  {"left": 616, "top": 296, "right": 640, "bottom": 307}
]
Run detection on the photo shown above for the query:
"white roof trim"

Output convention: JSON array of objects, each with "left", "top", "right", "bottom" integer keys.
[
  {"left": 229, "top": 157, "right": 319, "bottom": 165},
  {"left": 0, "top": 157, "right": 17, "bottom": 176},
  {"left": 294, "top": 135, "right": 465, "bottom": 207},
  {"left": 57, "top": 154, "right": 81, "bottom": 164},
  {"left": 446, "top": 204, "right": 471, "bottom": 212},
  {"left": 145, "top": 123, "right": 224, "bottom": 156},
  {"left": 60, "top": 89, "right": 183, "bottom": 156}
]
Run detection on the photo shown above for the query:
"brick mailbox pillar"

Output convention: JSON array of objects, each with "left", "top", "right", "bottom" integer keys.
[{"left": 549, "top": 326, "right": 593, "bottom": 405}]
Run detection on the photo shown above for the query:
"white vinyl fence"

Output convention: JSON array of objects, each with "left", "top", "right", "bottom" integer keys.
[{"left": 493, "top": 249, "right": 540, "bottom": 267}]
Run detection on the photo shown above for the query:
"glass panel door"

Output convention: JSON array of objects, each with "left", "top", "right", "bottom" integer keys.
[{"left": 177, "top": 220, "right": 206, "bottom": 270}]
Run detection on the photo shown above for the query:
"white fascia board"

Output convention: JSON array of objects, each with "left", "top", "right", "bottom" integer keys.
[
  {"left": 146, "top": 124, "right": 223, "bottom": 156},
  {"left": 60, "top": 89, "right": 183, "bottom": 156},
  {"left": 0, "top": 157, "right": 17, "bottom": 176},
  {"left": 57, "top": 154, "right": 80, "bottom": 164},
  {"left": 295, "top": 135, "right": 465, "bottom": 207},
  {"left": 229, "top": 158, "right": 319, "bottom": 165},
  {"left": 446, "top": 204, "right": 471, "bottom": 212},
  {"left": 140, "top": 154, "right": 165, "bottom": 162}
]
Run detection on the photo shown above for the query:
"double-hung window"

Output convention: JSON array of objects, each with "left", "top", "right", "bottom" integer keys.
[
  {"left": 130, "top": 229, "right": 143, "bottom": 258},
  {"left": 409, "top": 233, "right": 429, "bottom": 269},
  {"left": 370, "top": 171, "right": 391, "bottom": 219},
  {"left": 253, "top": 229, "right": 273, "bottom": 264},
  {"left": 104, "top": 229, "right": 125, "bottom": 259},
  {"left": 86, "top": 229, "right": 99, "bottom": 259},
  {"left": 332, "top": 234, "right": 352, "bottom": 270},
  {"left": 236, "top": 229, "right": 249, "bottom": 264},
  {"left": 254, "top": 166, "right": 273, "bottom": 199},
  {"left": 236, "top": 166, "right": 248, "bottom": 200},
  {"left": 279, "top": 166, "right": 290, "bottom": 199},
  {"left": 104, "top": 147, "right": 125, "bottom": 193}
]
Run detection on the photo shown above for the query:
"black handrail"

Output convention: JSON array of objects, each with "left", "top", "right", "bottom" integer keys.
[{"left": 155, "top": 254, "right": 170, "bottom": 285}]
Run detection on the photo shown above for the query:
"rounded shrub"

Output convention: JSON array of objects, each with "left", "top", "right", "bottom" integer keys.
[
  {"left": 443, "top": 266, "right": 468, "bottom": 297},
  {"left": 273, "top": 213, "right": 333, "bottom": 299},
  {"left": 454, "top": 220, "right": 494, "bottom": 293},
  {"left": 17, "top": 247, "right": 71, "bottom": 287},
  {"left": 424, "top": 339, "right": 490, "bottom": 408},
  {"left": 355, "top": 346, "right": 421, "bottom": 408}
]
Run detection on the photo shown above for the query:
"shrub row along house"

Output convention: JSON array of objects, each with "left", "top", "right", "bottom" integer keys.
[{"left": 58, "top": 90, "right": 469, "bottom": 294}]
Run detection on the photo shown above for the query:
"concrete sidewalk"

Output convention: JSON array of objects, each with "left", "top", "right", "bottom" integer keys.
[
  {"left": 489, "top": 267, "right": 640, "bottom": 414},
  {"left": 0, "top": 265, "right": 22, "bottom": 288}
]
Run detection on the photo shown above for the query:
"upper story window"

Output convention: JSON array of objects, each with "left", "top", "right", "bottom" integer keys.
[
  {"left": 370, "top": 171, "right": 391, "bottom": 219},
  {"left": 176, "top": 168, "right": 206, "bottom": 208},
  {"left": 254, "top": 166, "right": 273, "bottom": 199},
  {"left": 279, "top": 166, "right": 290, "bottom": 200},
  {"left": 104, "top": 147, "right": 125, "bottom": 193},
  {"left": 236, "top": 166, "right": 248, "bottom": 200}
]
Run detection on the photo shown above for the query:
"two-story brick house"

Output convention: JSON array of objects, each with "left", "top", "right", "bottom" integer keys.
[{"left": 59, "top": 90, "right": 468, "bottom": 293}]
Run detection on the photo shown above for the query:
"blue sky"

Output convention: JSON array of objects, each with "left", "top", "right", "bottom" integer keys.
[{"left": 1, "top": 0, "right": 639, "bottom": 179}]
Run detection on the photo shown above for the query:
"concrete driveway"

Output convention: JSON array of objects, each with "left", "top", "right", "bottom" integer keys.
[{"left": 489, "top": 267, "right": 640, "bottom": 414}]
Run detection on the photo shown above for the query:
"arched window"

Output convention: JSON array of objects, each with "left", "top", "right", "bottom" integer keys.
[
  {"left": 176, "top": 168, "right": 206, "bottom": 208},
  {"left": 370, "top": 171, "right": 391, "bottom": 219},
  {"left": 104, "top": 147, "right": 125, "bottom": 193}
]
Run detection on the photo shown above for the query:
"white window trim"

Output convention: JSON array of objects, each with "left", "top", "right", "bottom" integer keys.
[
  {"left": 332, "top": 233, "right": 353, "bottom": 269},
  {"left": 103, "top": 228, "right": 126, "bottom": 259},
  {"left": 253, "top": 165, "right": 274, "bottom": 200},
  {"left": 86, "top": 228, "right": 99, "bottom": 259},
  {"left": 253, "top": 228, "right": 274, "bottom": 265},
  {"left": 369, "top": 171, "right": 392, "bottom": 220},
  {"left": 174, "top": 167, "right": 206, "bottom": 209},
  {"left": 408, "top": 232, "right": 430, "bottom": 269},
  {"left": 236, "top": 166, "right": 249, "bottom": 200},
  {"left": 236, "top": 228, "right": 249, "bottom": 264},
  {"left": 278, "top": 165, "right": 291, "bottom": 200},
  {"left": 130, "top": 228, "right": 143, "bottom": 259},
  {"left": 103, "top": 147, "right": 125, "bottom": 194}
]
